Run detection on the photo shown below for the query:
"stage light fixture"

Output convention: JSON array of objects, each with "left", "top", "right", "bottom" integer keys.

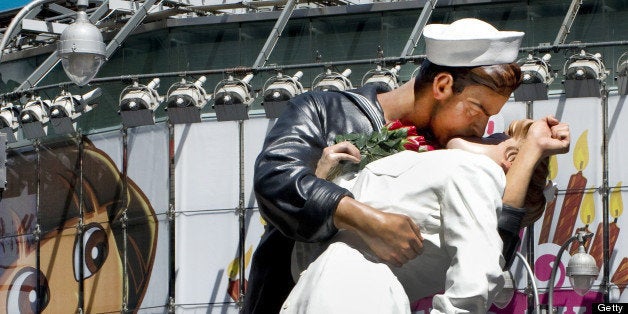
[
  {"left": 361, "top": 65, "right": 401, "bottom": 92},
  {"left": 165, "top": 76, "right": 210, "bottom": 124},
  {"left": 514, "top": 54, "right": 554, "bottom": 102},
  {"left": 616, "top": 52, "right": 628, "bottom": 95},
  {"left": 119, "top": 78, "right": 163, "bottom": 128},
  {"left": 49, "top": 88, "right": 102, "bottom": 134},
  {"left": 0, "top": 101, "right": 19, "bottom": 143},
  {"left": 312, "top": 68, "right": 353, "bottom": 92},
  {"left": 261, "top": 71, "right": 304, "bottom": 119},
  {"left": 213, "top": 74, "right": 254, "bottom": 121},
  {"left": 566, "top": 243, "right": 599, "bottom": 296},
  {"left": 563, "top": 50, "right": 608, "bottom": 98},
  {"left": 57, "top": 0, "right": 106, "bottom": 86},
  {"left": 547, "top": 231, "right": 598, "bottom": 312},
  {"left": 19, "top": 96, "right": 51, "bottom": 139}
]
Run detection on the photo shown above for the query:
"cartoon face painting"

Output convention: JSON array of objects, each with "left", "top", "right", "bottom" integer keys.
[{"left": 0, "top": 140, "right": 157, "bottom": 313}]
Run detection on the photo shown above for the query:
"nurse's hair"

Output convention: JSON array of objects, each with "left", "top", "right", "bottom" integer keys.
[{"left": 506, "top": 119, "right": 550, "bottom": 227}]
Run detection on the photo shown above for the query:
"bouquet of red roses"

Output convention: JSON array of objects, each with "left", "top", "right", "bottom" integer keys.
[{"left": 328, "top": 120, "right": 438, "bottom": 179}]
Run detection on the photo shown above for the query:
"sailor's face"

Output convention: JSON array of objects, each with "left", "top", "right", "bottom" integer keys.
[{"left": 431, "top": 84, "right": 509, "bottom": 146}]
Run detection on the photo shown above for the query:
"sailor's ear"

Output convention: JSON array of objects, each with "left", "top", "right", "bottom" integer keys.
[{"left": 432, "top": 72, "right": 454, "bottom": 100}]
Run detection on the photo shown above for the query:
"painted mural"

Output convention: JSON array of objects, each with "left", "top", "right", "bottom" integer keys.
[{"left": 0, "top": 140, "right": 157, "bottom": 313}]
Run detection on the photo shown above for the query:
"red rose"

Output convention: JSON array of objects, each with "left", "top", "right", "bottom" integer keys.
[
  {"left": 385, "top": 120, "right": 404, "bottom": 131},
  {"left": 403, "top": 136, "right": 423, "bottom": 151},
  {"left": 386, "top": 120, "right": 418, "bottom": 137},
  {"left": 405, "top": 125, "right": 418, "bottom": 136}
]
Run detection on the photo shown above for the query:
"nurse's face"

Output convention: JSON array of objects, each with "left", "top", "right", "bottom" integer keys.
[{"left": 446, "top": 133, "right": 519, "bottom": 173}]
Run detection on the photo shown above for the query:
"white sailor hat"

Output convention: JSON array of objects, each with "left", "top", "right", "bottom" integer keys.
[{"left": 422, "top": 18, "right": 524, "bottom": 67}]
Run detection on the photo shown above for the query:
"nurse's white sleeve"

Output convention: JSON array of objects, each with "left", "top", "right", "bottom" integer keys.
[{"left": 430, "top": 157, "right": 506, "bottom": 314}]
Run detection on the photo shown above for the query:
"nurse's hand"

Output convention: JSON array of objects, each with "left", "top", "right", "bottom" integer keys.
[
  {"left": 316, "top": 141, "right": 361, "bottom": 179},
  {"left": 523, "top": 115, "right": 570, "bottom": 158}
]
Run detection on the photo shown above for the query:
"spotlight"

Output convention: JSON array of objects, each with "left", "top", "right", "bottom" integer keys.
[
  {"left": 312, "top": 68, "right": 353, "bottom": 92},
  {"left": 49, "top": 88, "right": 102, "bottom": 134},
  {"left": 566, "top": 243, "right": 599, "bottom": 296},
  {"left": 57, "top": 0, "right": 106, "bottom": 86},
  {"left": 19, "top": 96, "right": 51, "bottom": 139},
  {"left": 564, "top": 50, "right": 608, "bottom": 98},
  {"left": 119, "top": 78, "right": 162, "bottom": 128},
  {"left": 616, "top": 52, "right": 628, "bottom": 95},
  {"left": 0, "top": 102, "right": 19, "bottom": 143},
  {"left": 547, "top": 231, "right": 598, "bottom": 312},
  {"left": 261, "top": 71, "right": 304, "bottom": 119},
  {"left": 213, "top": 74, "right": 254, "bottom": 121},
  {"left": 514, "top": 54, "right": 554, "bottom": 102},
  {"left": 165, "top": 76, "right": 210, "bottom": 124},
  {"left": 361, "top": 65, "right": 401, "bottom": 92}
]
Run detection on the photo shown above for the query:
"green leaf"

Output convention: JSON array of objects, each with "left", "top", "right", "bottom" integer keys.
[
  {"left": 355, "top": 135, "right": 367, "bottom": 149},
  {"left": 379, "top": 131, "right": 388, "bottom": 142},
  {"left": 370, "top": 131, "right": 381, "bottom": 142},
  {"left": 382, "top": 138, "right": 402, "bottom": 148},
  {"left": 344, "top": 133, "right": 361, "bottom": 141},
  {"left": 391, "top": 128, "right": 407, "bottom": 138},
  {"left": 370, "top": 146, "right": 389, "bottom": 156},
  {"left": 359, "top": 158, "right": 369, "bottom": 169},
  {"left": 335, "top": 134, "right": 346, "bottom": 143}
]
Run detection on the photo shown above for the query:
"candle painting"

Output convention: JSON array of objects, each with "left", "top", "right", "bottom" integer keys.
[
  {"left": 590, "top": 181, "right": 623, "bottom": 269},
  {"left": 539, "top": 155, "right": 558, "bottom": 244},
  {"left": 553, "top": 130, "right": 589, "bottom": 246}
]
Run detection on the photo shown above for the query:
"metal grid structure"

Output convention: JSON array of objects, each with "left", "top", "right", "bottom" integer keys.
[{"left": 1, "top": 1, "right": 628, "bottom": 313}]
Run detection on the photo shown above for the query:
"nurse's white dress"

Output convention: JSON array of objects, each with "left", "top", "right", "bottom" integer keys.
[{"left": 282, "top": 149, "right": 507, "bottom": 314}]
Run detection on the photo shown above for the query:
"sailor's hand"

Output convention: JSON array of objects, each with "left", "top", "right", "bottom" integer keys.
[
  {"left": 334, "top": 196, "right": 423, "bottom": 267},
  {"left": 359, "top": 210, "right": 424, "bottom": 267}
]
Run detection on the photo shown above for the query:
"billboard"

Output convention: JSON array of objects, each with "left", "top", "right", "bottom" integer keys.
[{"left": 0, "top": 93, "right": 627, "bottom": 313}]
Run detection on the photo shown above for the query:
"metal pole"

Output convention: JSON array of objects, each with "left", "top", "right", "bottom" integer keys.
[
  {"left": 8, "top": 37, "right": 628, "bottom": 95},
  {"left": 0, "top": 0, "right": 53, "bottom": 62},
  {"left": 524, "top": 100, "right": 535, "bottom": 313},
  {"left": 121, "top": 127, "right": 129, "bottom": 313},
  {"left": 516, "top": 252, "right": 541, "bottom": 314},
  {"left": 6, "top": 38, "right": 628, "bottom": 97},
  {"left": 553, "top": 0, "right": 583, "bottom": 47},
  {"left": 103, "top": 0, "right": 159, "bottom": 59},
  {"left": 526, "top": 225, "right": 536, "bottom": 313},
  {"left": 399, "top": 0, "right": 437, "bottom": 58},
  {"left": 34, "top": 139, "right": 42, "bottom": 313},
  {"left": 9, "top": 55, "right": 426, "bottom": 96},
  {"left": 77, "top": 134, "right": 85, "bottom": 313},
  {"left": 520, "top": 40, "right": 628, "bottom": 54},
  {"left": 237, "top": 120, "right": 246, "bottom": 309},
  {"left": 252, "top": 0, "right": 297, "bottom": 69},
  {"left": 601, "top": 84, "right": 610, "bottom": 302},
  {"left": 167, "top": 122, "right": 177, "bottom": 313}
]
